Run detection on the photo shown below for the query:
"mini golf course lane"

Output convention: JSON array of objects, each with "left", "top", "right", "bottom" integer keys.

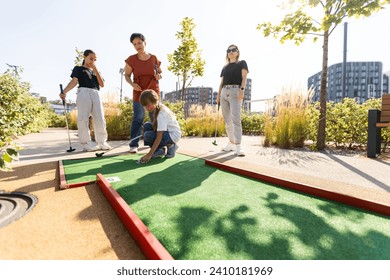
[{"left": 62, "top": 154, "right": 390, "bottom": 260}]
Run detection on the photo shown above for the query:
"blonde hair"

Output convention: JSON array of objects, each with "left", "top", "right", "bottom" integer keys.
[{"left": 225, "top": 44, "right": 240, "bottom": 63}]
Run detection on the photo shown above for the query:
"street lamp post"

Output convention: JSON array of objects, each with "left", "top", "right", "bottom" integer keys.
[{"left": 119, "top": 68, "right": 125, "bottom": 102}]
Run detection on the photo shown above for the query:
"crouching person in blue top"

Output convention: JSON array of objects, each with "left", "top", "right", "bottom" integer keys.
[{"left": 138, "top": 89, "right": 181, "bottom": 163}]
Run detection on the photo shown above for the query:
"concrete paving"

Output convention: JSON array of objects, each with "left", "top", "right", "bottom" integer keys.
[{"left": 12, "top": 128, "right": 390, "bottom": 205}]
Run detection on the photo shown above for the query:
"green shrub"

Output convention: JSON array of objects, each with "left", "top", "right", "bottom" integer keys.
[
  {"left": 263, "top": 88, "right": 311, "bottom": 149},
  {"left": 289, "top": 109, "right": 307, "bottom": 147},
  {"left": 274, "top": 109, "right": 291, "bottom": 149},
  {"left": 263, "top": 115, "right": 274, "bottom": 147},
  {"left": 242, "top": 112, "right": 265, "bottom": 135},
  {"left": 46, "top": 106, "right": 66, "bottom": 128},
  {"left": 0, "top": 73, "right": 50, "bottom": 170},
  {"left": 184, "top": 115, "right": 225, "bottom": 137},
  {"left": 306, "top": 97, "right": 389, "bottom": 150}
]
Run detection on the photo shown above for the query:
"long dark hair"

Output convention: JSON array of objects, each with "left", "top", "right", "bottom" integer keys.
[
  {"left": 140, "top": 89, "right": 160, "bottom": 131},
  {"left": 82, "top": 49, "right": 95, "bottom": 66}
]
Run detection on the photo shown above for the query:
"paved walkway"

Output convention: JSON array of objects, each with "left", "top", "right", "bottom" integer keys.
[{"left": 14, "top": 128, "right": 390, "bottom": 205}]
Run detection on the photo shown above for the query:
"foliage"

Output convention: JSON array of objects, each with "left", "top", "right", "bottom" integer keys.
[
  {"left": 257, "top": 0, "right": 390, "bottom": 150},
  {"left": 0, "top": 141, "right": 23, "bottom": 171},
  {"left": 263, "top": 88, "right": 311, "bottom": 148},
  {"left": 0, "top": 73, "right": 50, "bottom": 171},
  {"left": 241, "top": 112, "right": 265, "bottom": 135},
  {"left": 0, "top": 73, "right": 51, "bottom": 134},
  {"left": 167, "top": 17, "right": 206, "bottom": 101},
  {"left": 47, "top": 110, "right": 66, "bottom": 127},
  {"left": 265, "top": 107, "right": 309, "bottom": 149},
  {"left": 305, "top": 97, "right": 389, "bottom": 150},
  {"left": 74, "top": 47, "right": 84, "bottom": 66},
  {"left": 263, "top": 115, "right": 274, "bottom": 147},
  {"left": 184, "top": 104, "right": 224, "bottom": 137}
]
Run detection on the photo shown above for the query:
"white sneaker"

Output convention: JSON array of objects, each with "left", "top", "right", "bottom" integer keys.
[
  {"left": 234, "top": 144, "right": 245, "bottom": 156},
  {"left": 222, "top": 142, "right": 235, "bottom": 152},
  {"left": 99, "top": 142, "right": 112, "bottom": 150},
  {"left": 82, "top": 143, "right": 99, "bottom": 152},
  {"left": 129, "top": 146, "right": 138, "bottom": 153}
]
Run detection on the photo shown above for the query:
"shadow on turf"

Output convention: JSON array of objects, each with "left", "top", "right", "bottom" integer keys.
[
  {"left": 116, "top": 156, "right": 217, "bottom": 204},
  {"left": 62, "top": 154, "right": 390, "bottom": 260},
  {"left": 163, "top": 192, "right": 390, "bottom": 260}
]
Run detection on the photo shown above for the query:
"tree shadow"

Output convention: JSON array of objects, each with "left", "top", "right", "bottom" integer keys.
[
  {"left": 77, "top": 183, "right": 146, "bottom": 260},
  {"left": 259, "top": 192, "right": 390, "bottom": 259},
  {"left": 162, "top": 192, "right": 390, "bottom": 259},
  {"left": 115, "top": 156, "right": 217, "bottom": 205},
  {"left": 214, "top": 204, "right": 293, "bottom": 259},
  {"left": 324, "top": 153, "right": 390, "bottom": 191},
  {"left": 0, "top": 161, "right": 59, "bottom": 193},
  {"left": 63, "top": 155, "right": 139, "bottom": 183}
]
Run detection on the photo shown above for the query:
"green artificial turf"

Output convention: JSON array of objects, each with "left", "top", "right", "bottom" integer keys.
[{"left": 63, "top": 154, "right": 390, "bottom": 260}]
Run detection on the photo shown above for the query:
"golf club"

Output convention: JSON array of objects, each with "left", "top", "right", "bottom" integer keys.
[
  {"left": 95, "top": 135, "right": 142, "bottom": 157},
  {"left": 60, "top": 84, "right": 76, "bottom": 152},
  {"left": 154, "top": 64, "right": 159, "bottom": 82},
  {"left": 154, "top": 64, "right": 160, "bottom": 88},
  {"left": 212, "top": 103, "right": 220, "bottom": 146}
]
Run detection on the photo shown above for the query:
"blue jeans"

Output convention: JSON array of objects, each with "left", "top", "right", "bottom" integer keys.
[
  {"left": 143, "top": 122, "right": 174, "bottom": 149},
  {"left": 130, "top": 102, "right": 154, "bottom": 148}
]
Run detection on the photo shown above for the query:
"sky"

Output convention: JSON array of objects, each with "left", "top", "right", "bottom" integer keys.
[{"left": 1, "top": 0, "right": 390, "bottom": 110}]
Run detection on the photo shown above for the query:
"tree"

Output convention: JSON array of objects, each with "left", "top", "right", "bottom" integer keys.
[
  {"left": 74, "top": 47, "right": 84, "bottom": 66},
  {"left": 168, "top": 17, "right": 206, "bottom": 101},
  {"left": 257, "top": 0, "right": 390, "bottom": 150},
  {"left": 0, "top": 73, "right": 27, "bottom": 171}
]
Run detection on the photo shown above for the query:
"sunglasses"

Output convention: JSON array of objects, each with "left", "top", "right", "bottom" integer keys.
[{"left": 227, "top": 48, "right": 238, "bottom": 53}]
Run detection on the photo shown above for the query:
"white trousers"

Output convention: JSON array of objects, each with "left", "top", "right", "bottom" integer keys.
[
  {"left": 221, "top": 87, "right": 243, "bottom": 144},
  {"left": 76, "top": 87, "right": 108, "bottom": 145}
]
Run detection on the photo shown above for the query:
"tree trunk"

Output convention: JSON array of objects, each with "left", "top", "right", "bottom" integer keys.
[
  {"left": 181, "top": 83, "right": 185, "bottom": 101},
  {"left": 316, "top": 30, "right": 329, "bottom": 150},
  {"left": 180, "top": 75, "right": 188, "bottom": 102},
  {"left": 181, "top": 80, "right": 187, "bottom": 117}
]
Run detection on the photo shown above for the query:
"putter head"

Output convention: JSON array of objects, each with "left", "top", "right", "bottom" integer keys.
[
  {"left": 212, "top": 140, "right": 217, "bottom": 146},
  {"left": 95, "top": 152, "right": 104, "bottom": 157},
  {"left": 67, "top": 147, "right": 76, "bottom": 152}
]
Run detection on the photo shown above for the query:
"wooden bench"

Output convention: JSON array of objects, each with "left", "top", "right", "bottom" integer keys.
[{"left": 367, "top": 94, "right": 390, "bottom": 158}]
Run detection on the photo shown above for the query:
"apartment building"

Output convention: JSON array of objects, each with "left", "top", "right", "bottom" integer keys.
[
  {"left": 308, "top": 61, "right": 387, "bottom": 103},
  {"left": 163, "top": 78, "right": 252, "bottom": 114}
]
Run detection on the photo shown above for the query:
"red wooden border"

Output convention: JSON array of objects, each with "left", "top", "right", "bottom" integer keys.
[
  {"left": 58, "top": 160, "right": 95, "bottom": 189},
  {"left": 205, "top": 160, "right": 390, "bottom": 217},
  {"left": 96, "top": 173, "right": 173, "bottom": 260}
]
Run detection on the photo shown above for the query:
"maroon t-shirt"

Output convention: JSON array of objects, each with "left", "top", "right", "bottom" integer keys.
[{"left": 125, "top": 54, "right": 161, "bottom": 102}]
